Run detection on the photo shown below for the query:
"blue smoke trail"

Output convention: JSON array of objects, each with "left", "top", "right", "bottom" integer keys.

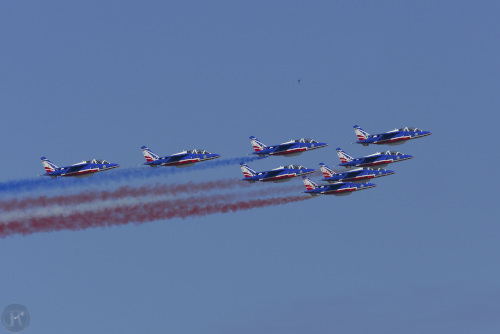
[{"left": 0, "top": 156, "right": 266, "bottom": 196}]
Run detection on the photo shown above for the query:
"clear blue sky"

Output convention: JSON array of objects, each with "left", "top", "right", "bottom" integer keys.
[{"left": 1, "top": 1, "right": 499, "bottom": 333}]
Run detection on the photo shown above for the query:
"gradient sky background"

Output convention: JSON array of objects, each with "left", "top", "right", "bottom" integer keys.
[{"left": 1, "top": 1, "right": 499, "bottom": 333}]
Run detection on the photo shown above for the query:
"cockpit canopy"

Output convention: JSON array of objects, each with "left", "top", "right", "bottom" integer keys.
[
  {"left": 364, "top": 167, "right": 386, "bottom": 171},
  {"left": 287, "top": 164, "right": 307, "bottom": 169},
  {"left": 380, "top": 151, "right": 404, "bottom": 156},
  {"left": 186, "top": 149, "right": 211, "bottom": 154},
  {"left": 291, "top": 138, "right": 318, "bottom": 143},
  {"left": 84, "top": 159, "right": 110, "bottom": 164},
  {"left": 397, "top": 127, "right": 421, "bottom": 132}
]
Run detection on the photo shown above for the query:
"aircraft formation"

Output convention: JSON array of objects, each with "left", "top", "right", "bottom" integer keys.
[{"left": 40, "top": 125, "right": 431, "bottom": 197}]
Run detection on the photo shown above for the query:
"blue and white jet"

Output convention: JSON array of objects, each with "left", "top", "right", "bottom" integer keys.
[
  {"left": 336, "top": 148, "right": 413, "bottom": 169},
  {"left": 301, "top": 176, "right": 376, "bottom": 196},
  {"left": 249, "top": 136, "right": 328, "bottom": 157},
  {"left": 141, "top": 146, "right": 221, "bottom": 167},
  {"left": 319, "top": 163, "right": 395, "bottom": 183},
  {"left": 240, "top": 163, "right": 315, "bottom": 183},
  {"left": 40, "top": 157, "right": 119, "bottom": 178},
  {"left": 353, "top": 125, "right": 432, "bottom": 146}
]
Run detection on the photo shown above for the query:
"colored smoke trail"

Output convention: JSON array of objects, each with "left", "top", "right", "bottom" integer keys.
[
  {"left": 0, "top": 179, "right": 250, "bottom": 212},
  {"left": 1, "top": 191, "right": 249, "bottom": 222},
  {"left": 0, "top": 178, "right": 301, "bottom": 214},
  {"left": 0, "top": 195, "right": 309, "bottom": 238},
  {"left": 0, "top": 156, "right": 265, "bottom": 196}
]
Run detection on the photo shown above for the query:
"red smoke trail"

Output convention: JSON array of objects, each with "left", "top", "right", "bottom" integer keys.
[
  {"left": 0, "top": 179, "right": 252, "bottom": 212},
  {"left": 0, "top": 195, "right": 309, "bottom": 238}
]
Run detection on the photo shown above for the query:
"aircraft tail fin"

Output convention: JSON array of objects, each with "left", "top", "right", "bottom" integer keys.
[
  {"left": 41, "top": 157, "right": 58, "bottom": 173},
  {"left": 336, "top": 148, "right": 354, "bottom": 163},
  {"left": 302, "top": 176, "right": 318, "bottom": 191},
  {"left": 141, "top": 146, "right": 159, "bottom": 162},
  {"left": 319, "top": 162, "right": 336, "bottom": 178},
  {"left": 240, "top": 163, "right": 256, "bottom": 178},
  {"left": 353, "top": 125, "right": 370, "bottom": 141},
  {"left": 249, "top": 136, "right": 266, "bottom": 152}
]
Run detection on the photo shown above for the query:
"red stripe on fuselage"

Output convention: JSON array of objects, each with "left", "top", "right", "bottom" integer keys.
[
  {"left": 358, "top": 159, "right": 392, "bottom": 167},
  {"left": 374, "top": 136, "right": 411, "bottom": 144},
  {"left": 161, "top": 156, "right": 218, "bottom": 166},
  {"left": 344, "top": 174, "right": 374, "bottom": 182},
  {"left": 162, "top": 159, "right": 199, "bottom": 166},
  {"left": 63, "top": 168, "right": 99, "bottom": 177},
  {"left": 271, "top": 147, "right": 307, "bottom": 156},
  {"left": 324, "top": 187, "right": 356, "bottom": 194},
  {"left": 262, "top": 174, "right": 295, "bottom": 182}
]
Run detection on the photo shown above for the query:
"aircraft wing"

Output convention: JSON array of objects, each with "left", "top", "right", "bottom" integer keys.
[
  {"left": 346, "top": 169, "right": 364, "bottom": 177},
  {"left": 165, "top": 154, "right": 190, "bottom": 163},
  {"left": 65, "top": 165, "right": 88, "bottom": 174},
  {"left": 361, "top": 156, "right": 380, "bottom": 163},
  {"left": 264, "top": 170, "right": 284, "bottom": 178},
  {"left": 377, "top": 132, "right": 400, "bottom": 140},
  {"left": 325, "top": 183, "right": 343, "bottom": 191},
  {"left": 273, "top": 143, "right": 295, "bottom": 153}
]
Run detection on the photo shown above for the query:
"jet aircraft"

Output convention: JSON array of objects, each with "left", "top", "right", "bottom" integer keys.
[
  {"left": 336, "top": 148, "right": 413, "bottom": 169},
  {"left": 141, "top": 146, "right": 220, "bottom": 167},
  {"left": 301, "top": 176, "right": 376, "bottom": 196},
  {"left": 40, "top": 157, "right": 119, "bottom": 178},
  {"left": 240, "top": 163, "right": 315, "bottom": 183},
  {"left": 319, "top": 163, "right": 395, "bottom": 183},
  {"left": 353, "top": 125, "right": 431, "bottom": 146},
  {"left": 249, "top": 136, "right": 327, "bottom": 157}
]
